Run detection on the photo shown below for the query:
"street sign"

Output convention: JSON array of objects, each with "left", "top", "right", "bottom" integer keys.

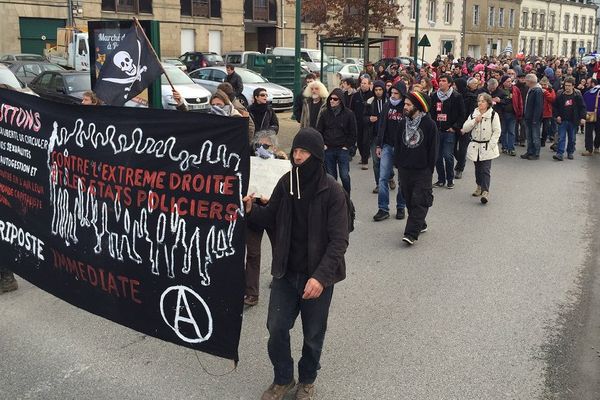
[
  {"left": 579, "top": 47, "right": 586, "bottom": 55},
  {"left": 418, "top": 34, "right": 431, "bottom": 47}
]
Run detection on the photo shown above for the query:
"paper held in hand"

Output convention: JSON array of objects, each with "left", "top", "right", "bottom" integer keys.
[{"left": 248, "top": 156, "right": 291, "bottom": 198}]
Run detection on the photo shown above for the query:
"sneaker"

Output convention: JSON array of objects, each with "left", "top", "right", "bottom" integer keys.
[
  {"left": 447, "top": 182, "right": 455, "bottom": 189},
  {"left": 420, "top": 223, "right": 428, "bottom": 233},
  {"left": 295, "top": 383, "right": 316, "bottom": 400},
  {"left": 553, "top": 154, "right": 563, "bottom": 161},
  {"left": 388, "top": 179, "right": 397, "bottom": 190},
  {"left": 509, "top": 150, "right": 516, "bottom": 156},
  {"left": 373, "top": 209, "right": 390, "bottom": 221},
  {"left": 472, "top": 186, "right": 482, "bottom": 196},
  {"left": 527, "top": 155, "right": 540, "bottom": 160},
  {"left": 244, "top": 295, "right": 258, "bottom": 306},
  {"left": 402, "top": 235, "right": 416, "bottom": 245},
  {"left": 520, "top": 154, "right": 530, "bottom": 159},
  {"left": 480, "top": 191, "right": 489, "bottom": 204},
  {"left": 501, "top": 149, "right": 507, "bottom": 154},
  {"left": 550, "top": 144, "right": 557, "bottom": 151},
  {"left": 454, "top": 170, "right": 463, "bottom": 179},
  {"left": 594, "top": 148, "right": 600, "bottom": 154},
  {"left": 396, "top": 208, "right": 405, "bottom": 220},
  {"left": 433, "top": 181, "right": 445, "bottom": 188},
  {"left": 361, "top": 164, "right": 369, "bottom": 170},
  {"left": 261, "top": 380, "right": 296, "bottom": 400},
  {"left": 0, "top": 271, "right": 18, "bottom": 293},
  {"left": 372, "top": 185, "right": 379, "bottom": 194},
  {"left": 582, "top": 150, "right": 593, "bottom": 156},
  {"left": 567, "top": 153, "right": 574, "bottom": 160}
]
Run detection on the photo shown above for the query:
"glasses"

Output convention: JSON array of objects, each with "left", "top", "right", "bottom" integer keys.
[
  {"left": 254, "top": 143, "right": 272, "bottom": 150},
  {"left": 330, "top": 97, "right": 340, "bottom": 101},
  {"left": 258, "top": 93, "right": 268, "bottom": 97}
]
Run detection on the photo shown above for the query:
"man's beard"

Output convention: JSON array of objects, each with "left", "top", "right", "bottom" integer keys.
[{"left": 404, "top": 107, "right": 418, "bottom": 118}]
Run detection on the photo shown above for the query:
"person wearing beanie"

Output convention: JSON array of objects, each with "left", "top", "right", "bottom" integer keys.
[
  {"left": 393, "top": 91, "right": 438, "bottom": 245},
  {"left": 365, "top": 80, "right": 387, "bottom": 193},
  {"left": 316, "top": 88, "right": 357, "bottom": 194},
  {"left": 373, "top": 81, "right": 407, "bottom": 221},
  {"left": 243, "top": 127, "right": 349, "bottom": 400}
]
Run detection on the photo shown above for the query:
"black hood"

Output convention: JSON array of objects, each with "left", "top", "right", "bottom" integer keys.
[{"left": 326, "top": 88, "right": 346, "bottom": 111}]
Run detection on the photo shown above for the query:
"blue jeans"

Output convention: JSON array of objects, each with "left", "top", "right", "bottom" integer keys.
[
  {"left": 267, "top": 271, "right": 334, "bottom": 385},
  {"left": 436, "top": 131, "right": 456, "bottom": 184},
  {"left": 500, "top": 113, "right": 516, "bottom": 151},
  {"left": 557, "top": 120, "right": 577, "bottom": 155},
  {"left": 378, "top": 144, "right": 405, "bottom": 212},
  {"left": 525, "top": 121, "right": 541, "bottom": 156},
  {"left": 324, "top": 147, "right": 351, "bottom": 194},
  {"left": 370, "top": 140, "right": 380, "bottom": 185}
]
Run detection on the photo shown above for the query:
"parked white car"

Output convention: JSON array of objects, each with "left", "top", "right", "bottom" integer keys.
[
  {"left": 0, "top": 64, "right": 38, "bottom": 96},
  {"left": 188, "top": 67, "right": 294, "bottom": 111},
  {"left": 323, "top": 63, "right": 362, "bottom": 80},
  {"left": 161, "top": 64, "right": 211, "bottom": 111}
]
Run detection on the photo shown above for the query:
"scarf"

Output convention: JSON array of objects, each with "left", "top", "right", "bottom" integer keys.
[
  {"left": 389, "top": 97, "right": 401, "bottom": 106},
  {"left": 405, "top": 112, "right": 423, "bottom": 141},
  {"left": 210, "top": 104, "right": 232, "bottom": 116},
  {"left": 289, "top": 157, "right": 323, "bottom": 200},
  {"left": 436, "top": 87, "right": 454, "bottom": 102}
]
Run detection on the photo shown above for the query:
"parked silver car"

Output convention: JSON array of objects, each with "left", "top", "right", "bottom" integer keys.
[
  {"left": 188, "top": 67, "right": 294, "bottom": 111},
  {"left": 161, "top": 64, "right": 211, "bottom": 111}
]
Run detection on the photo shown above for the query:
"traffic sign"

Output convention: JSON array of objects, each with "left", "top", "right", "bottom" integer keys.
[
  {"left": 418, "top": 34, "right": 431, "bottom": 47},
  {"left": 579, "top": 47, "right": 586, "bottom": 55}
]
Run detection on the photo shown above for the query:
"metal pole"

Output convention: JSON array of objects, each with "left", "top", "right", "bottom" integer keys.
[
  {"left": 67, "top": 0, "right": 73, "bottom": 27},
  {"left": 414, "top": 0, "right": 419, "bottom": 66},
  {"left": 364, "top": 0, "right": 369, "bottom": 66},
  {"left": 294, "top": 0, "right": 301, "bottom": 106}
]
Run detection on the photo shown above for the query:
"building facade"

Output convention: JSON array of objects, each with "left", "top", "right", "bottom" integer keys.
[
  {"left": 463, "top": 0, "right": 522, "bottom": 59},
  {"left": 519, "top": 0, "right": 597, "bottom": 57}
]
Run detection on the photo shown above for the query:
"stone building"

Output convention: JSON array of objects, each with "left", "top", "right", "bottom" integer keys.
[{"left": 463, "top": 0, "right": 522, "bottom": 59}]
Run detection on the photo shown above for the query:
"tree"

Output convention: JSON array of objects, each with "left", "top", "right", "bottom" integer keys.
[{"left": 294, "top": 0, "right": 401, "bottom": 64}]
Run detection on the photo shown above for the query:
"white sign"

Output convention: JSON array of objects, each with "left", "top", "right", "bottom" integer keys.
[{"left": 248, "top": 156, "right": 291, "bottom": 198}]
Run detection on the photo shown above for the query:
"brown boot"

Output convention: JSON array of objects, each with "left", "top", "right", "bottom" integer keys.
[
  {"left": 295, "top": 383, "right": 316, "bottom": 400},
  {"left": 472, "top": 186, "right": 482, "bottom": 197},
  {"left": 0, "top": 270, "right": 18, "bottom": 293},
  {"left": 261, "top": 380, "right": 296, "bottom": 400},
  {"left": 582, "top": 150, "right": 593, "bottom": 156}
]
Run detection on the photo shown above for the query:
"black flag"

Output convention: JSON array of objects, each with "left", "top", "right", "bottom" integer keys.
[{"left": 94, "top": 25, "right": 162, "bottom": 106}]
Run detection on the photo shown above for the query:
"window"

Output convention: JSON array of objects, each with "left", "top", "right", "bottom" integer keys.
[
  {"left": 529, "top": 38, "right": 535, "bottom": 55},
  {"left": 562, "top": 40, "right": 568, "bottom": 56},
  {"left": 540, "top": 14, "right": 545, "bottom": 30},
  {"left": 489, "top": 6, "right": 494, "bottom": 27},
  {"left": 564, "top": 14, "right": 570, "bottom": 32},
  {"left": 521, "top": 11, "right": 528, "bottom": 29},
  {"left": 588, "top": 41, "right": 592, "bottom": 53},
  {"left": 589, "top": 17, "right": 594, "bottom": 34},
  {"left": 549, "top": 14, "right": 555, "bottom": 31},
  {"left": 182, "top": 0, "right": 221, "bottom": 17},
  {"left": 102, "top": 0, "right": 152, "bottom": 13},
  {"left": 410, "top": 0, "right": 417, "bottom": 21},
  {"left": 444, "top": 2, "right": 452, "bottom": 24},
  {"left": 520, "top": 38, "right": 526, "bottom": 53},
  {"left": 548, "top": 40, "right": 553, "bottom": 54},
  {"left": 498, "top": 8, "right": 504, "bottom": 27},
  {"left": 473, "top": 5, "right": 480, "bottom": 26},
  {"left": 581, "top": 15, "right": 585, "bottom": 33},
  {"left": 300, "top": 34, "right": 307, "bottom": 48},
  {"left": 531, "top": 12, "right": 537, "bottom": 29},
  {"left": 428, "top": 0, "right": 436, "bottom": 23},
  {"left": 441, "top": 40, "right": 454, "bottom": 55},
  {"left": 573, "top": 15, "right": 578, "bottom": 32},
  {"left": 509, "top": 9, "right": 515, "bottom": 28}
]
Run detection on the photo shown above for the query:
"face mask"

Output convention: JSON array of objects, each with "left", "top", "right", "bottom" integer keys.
[
  {"left": 256, "top": 145, "right": 274, "bottom": 159},
  {"left": 389, "top": 97, "right": 401, "bottom": 106},
  {"left": 210, "top": 104, "right": 232, "bottom": 116}
]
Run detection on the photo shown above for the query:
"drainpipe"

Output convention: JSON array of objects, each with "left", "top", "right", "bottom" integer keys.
[
  {"left": 461, "top": 0, "right": 466, "bottom": 57},
  {"left": 281, "top": 0, "right": 285, "bottom": 46}
]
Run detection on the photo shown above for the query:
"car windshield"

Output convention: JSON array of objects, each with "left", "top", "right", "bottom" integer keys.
[
  {"left": 324, "top": 64, "right": 343, "bottom": 72},
  {"left": 236, "top": 69, "right": 267, "bottom": 83},
  {"left": 308, "top": 51, "right": 330, "bottom": 63},
  {"left": 161, "top": 66, "right": 194, "bottom": 85},
  {"left": 17, "top": 55, "right": 46, "bottom": 61},
  {"left": 205, "top": 54, "right": 224, "bottom": 62},
  {"left": 0, "top": 69, "right": 23, "bottom": 88},
  {"left": 64, "top": 74, "right": 90, "bottom": 93}
]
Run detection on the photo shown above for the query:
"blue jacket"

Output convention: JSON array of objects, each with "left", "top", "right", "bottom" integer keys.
[{"left": 524, "top": 86, "right": 543, "bottom": 123}]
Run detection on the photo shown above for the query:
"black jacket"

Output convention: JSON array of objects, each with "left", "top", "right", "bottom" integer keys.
[
  {"left": 430, "top": 89, "right": 466, "bottom": 133},
  {"left": 225, "top": 71, "right": 244, "bottom": 97},
  {"left": 376, "top": 100, "right": 404, "bottom": 148},
  {"left": 393, "top": 113, "right": 439, "bottom": 173},
  {"left": 316, "top": 89, "right": 358, "bottom": 148},
  {"left": 350, "top": 89, "right": 373, "bottom": 133},
  {"left": 463, "top": 88, "right": 483, "bottom": 116},
  {"left": 553, "top": 91, "right": 586, "bottom": 122},
  {"left": 248, "top": 103, "right": 279, "bottom": 133},
  {"left": 524, "top": 86, "right": 544, "bottom": 123},
  {"left": 247, "top": 172, "right": 348, "bottom": 288},
  {"left": 364, "top": 95, "right": 386, "bottom": 141}
]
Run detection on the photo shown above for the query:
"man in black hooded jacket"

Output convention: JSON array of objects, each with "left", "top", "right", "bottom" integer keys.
[
  {"left": 316, "top": 88, "right": 357, "bottom": 194},
  {"left": 244, "top": 128, "right": 349, "bottom": 400}
]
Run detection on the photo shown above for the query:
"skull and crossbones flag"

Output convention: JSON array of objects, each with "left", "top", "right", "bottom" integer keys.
[{"left": 94, "top": 25, "right": 162, "bottom": 106}]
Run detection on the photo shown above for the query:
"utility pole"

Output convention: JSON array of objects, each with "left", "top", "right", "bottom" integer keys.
[
  {"left": 363, "top": 0, "right": 369, "bottom": 64},
  {"left": 293, "top": 0, "right": 302, "bottom": 119},
  {"left": 67, "top": 0, "right": 73, "bottom": 27},
  {"left": 413, "top": 0, "right": 419, "bottom": 66}
]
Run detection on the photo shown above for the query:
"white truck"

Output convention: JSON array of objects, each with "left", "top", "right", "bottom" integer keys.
[{"left": 45, "top": 28, "right": 89, "bottom": 71}]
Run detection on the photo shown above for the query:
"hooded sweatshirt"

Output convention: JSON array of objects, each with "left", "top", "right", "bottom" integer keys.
[{"left": 316, "top": 88, "right": 358, "bottom": 149}]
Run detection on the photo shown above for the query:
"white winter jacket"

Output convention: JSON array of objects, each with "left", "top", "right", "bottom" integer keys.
[{"left": 462, "top": 107, "right": 501, "bottom": 162}]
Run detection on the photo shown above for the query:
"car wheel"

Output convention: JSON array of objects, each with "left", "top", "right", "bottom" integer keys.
[{"left": 238, "top": 95, "right": 248, "bottom": 108}]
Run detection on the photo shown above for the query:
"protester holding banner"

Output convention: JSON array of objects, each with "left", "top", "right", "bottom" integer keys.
[
  {"left": 208, "top": 90, "right": 243, "bottom": 117},
  {"left": 81, "top": 91, "right": 101, "bottom": 106},
  {"left": 243, "top": 128, "right": 349, "bottom": 400},
  {"left": 244, "top": 130, "right": 288, "bottom": 306},
  {"left": 248, "top": 88, "right": 279, "bottom": 134}
]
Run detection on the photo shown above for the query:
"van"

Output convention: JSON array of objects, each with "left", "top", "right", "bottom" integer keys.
[
  {"left": 223, "top": 51, "right": 261, "bottom": 67},
  {"left": 271, "top": 47, "right": 330, "bottom": 73}
]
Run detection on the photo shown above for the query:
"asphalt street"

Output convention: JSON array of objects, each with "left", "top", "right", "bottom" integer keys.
[{"left": 1, "top": 112, "right": 599, "bottom": 400}]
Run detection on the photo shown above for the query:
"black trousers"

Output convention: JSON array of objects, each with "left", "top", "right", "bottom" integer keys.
[
  {"left": 585, "top": 120, "right": 600, "bottom": 151},
  {"left": 454, "top": 133, "right": 471, "bottom": 172},
  {"left": 357, "top": 128, "right": 370, "bottom": 163},
  {"left": 474, "top": 160, "right": 492, "bottom": 192},
  {"left": 398, "top": 168, "right": 433, "bottom": 239}
]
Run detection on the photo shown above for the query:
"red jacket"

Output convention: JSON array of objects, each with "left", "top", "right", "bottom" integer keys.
[
  {"left": 542, "top": 87, "right": 556, "bottom": 118},
  {"left": 511, "top": 85, "right": 524, "bottom": 120}
]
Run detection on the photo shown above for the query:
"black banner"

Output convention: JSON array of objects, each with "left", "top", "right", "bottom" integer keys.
[{"left": 0, "top": 89, "right": 249, "bottom": 361}]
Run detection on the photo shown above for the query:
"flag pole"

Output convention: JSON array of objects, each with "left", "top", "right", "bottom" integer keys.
[{"left": 132, "top": 17, "right": 176, "bottom": 92}]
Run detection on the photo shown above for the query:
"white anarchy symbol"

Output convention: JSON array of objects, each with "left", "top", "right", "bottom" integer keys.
[{"left": 160, "top": 286, "right": 213, "bottom": 343}]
